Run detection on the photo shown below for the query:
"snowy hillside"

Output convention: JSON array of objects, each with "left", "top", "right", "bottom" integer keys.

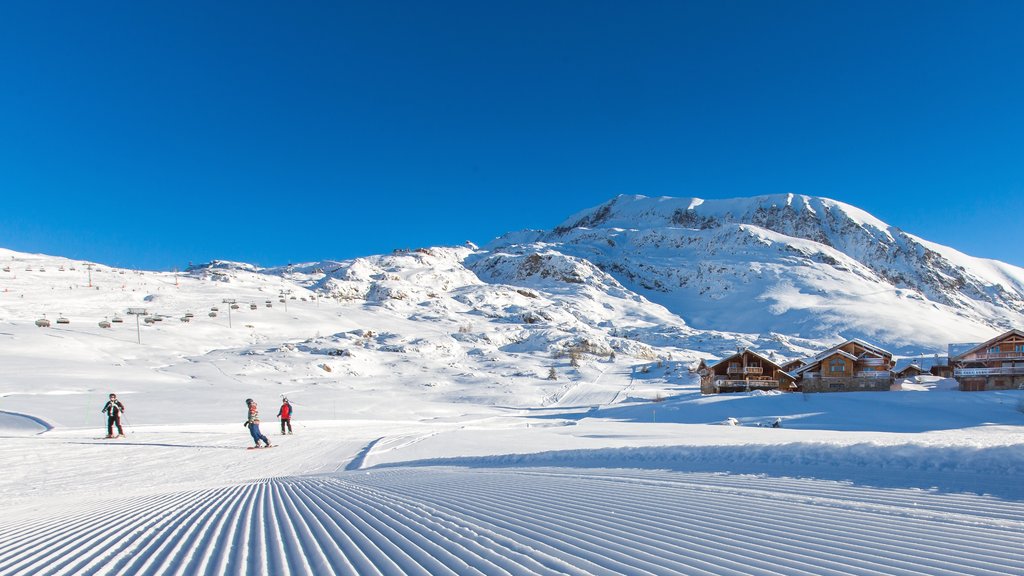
[
  {"left": 483, "top": 194, "right": 1024, "bottom": 351},
  {"left": 2, "top": 201, "right": 1024, "bottom": 575}
]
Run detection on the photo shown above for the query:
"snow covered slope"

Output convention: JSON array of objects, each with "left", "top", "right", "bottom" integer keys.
[
  {"left": 482, "top": 194, "right": 1024, "bottom": 351},
  {"left": 2, "top": 228, "right": 1024, "bottom": 576}
]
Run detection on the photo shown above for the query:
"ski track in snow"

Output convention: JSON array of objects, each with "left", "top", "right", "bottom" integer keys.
[{"left": 1, "top": 467, "right": 1022, "bottom": 576}]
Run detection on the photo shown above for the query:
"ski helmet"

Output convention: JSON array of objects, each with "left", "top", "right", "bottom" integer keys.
[{"left": 245, "top": 398, "right": 253, "bottom": 404}]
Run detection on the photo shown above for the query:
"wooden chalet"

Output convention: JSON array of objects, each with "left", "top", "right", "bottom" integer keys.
[
  {"left": 892, "top": 356, "right": 950, "bottom": 380},
  {"left": 792, "top": 339, "right": 894, "bottom": 392},
  {"left": 699, "top": 349, "right": 796, "bottom": 394},
  {"left": 779, "top": 358, "right": 806, "bottom": 373},
  {"left": 949, "top": 329, "right": 1024, "bottom": 391}
]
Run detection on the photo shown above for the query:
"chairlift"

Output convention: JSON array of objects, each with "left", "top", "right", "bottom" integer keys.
[
  {"left": 69, "top": 266, "right": 76, "bottom": 271},
  {"left": 211, "top": 307, "right": 219, "bottom": 312},
  {"left": 300, "top": 297, "right": 307, "bottom": 302},
  {"left": 265, "top": 300, "right": 272, "bottom": 307},
  {"left": 144, "top": 316, "right": 157, "bottom": 324},
  {"left": 25, "top": 266, "right": 32, "bottom": 271},
  {"left": 180, "top": 316, "right": 191, "bottom": 322},
  {"left": 35, "top": 318, "right": 51, "bottom": 328},
  {"left": 184, "top": 312, "right": 194, "bottom": 319},
  {"left": 2, "top": 266, "right": 9, "bottom": 272},
  {"left": 98, "top": 320, "right": 112, "bottom": 329},
  {"left": 59, "top": 266, "right": 65, "bottom": 272},
  {"left": 56, "top": 315, "right": 70, "bottom": 325},
  {"left": 279, "top": 298, "right": 285, "bottom": 303},
  {"left": 208, "top": 311, "right": 218, "bottom": 317},
  {"left": 111, "top": 316, "right": 124, "bottom": 323},
  {"left": 39, "top": 267, "right": 46, "bottom": 272},
  {"left": 230, "top": 303, "right": 240, "bottom": 310},
  {"left": 249, "top": 303, "right": 257, "bottom": 310}
]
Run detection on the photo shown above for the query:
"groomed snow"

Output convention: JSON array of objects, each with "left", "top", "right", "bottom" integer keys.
[{"left": 2, "top": 246, "right": 1024, "bottom": 575}]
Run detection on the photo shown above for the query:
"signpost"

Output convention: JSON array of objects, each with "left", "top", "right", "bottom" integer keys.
[{"left": 127, "top": 307, "right": 147, "bottom": 344}]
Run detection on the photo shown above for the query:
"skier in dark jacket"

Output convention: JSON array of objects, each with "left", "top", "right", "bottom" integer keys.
[
  {"left": 101, "top": 393, "right": 126, "bottom": 438},
  {"left": 277, "top": 398, "right": 293, "bottom": 435},
  {"left": 244, "top": 398, "right": 271, "bottom": 448}
]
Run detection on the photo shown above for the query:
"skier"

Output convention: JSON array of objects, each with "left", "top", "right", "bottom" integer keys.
[
  {"left": 244, "top": 398, "right": 271, "bottom": 448},
  {"left": 101, "top": 393, "right": 126, "bottom": 438},
  {"left": 277, "top": 398, "right": 293, "bottom": 435},
  {"left": 771, "top": 417, "right": 782, "bottom": 428}
]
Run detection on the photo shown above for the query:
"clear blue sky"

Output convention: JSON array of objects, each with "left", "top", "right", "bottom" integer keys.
[{"left": 1, "top": 1, "right": 1021, "bottom": 270}]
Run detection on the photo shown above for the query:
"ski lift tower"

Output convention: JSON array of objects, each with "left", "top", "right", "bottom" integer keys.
[
  {"left": 127, "top": 307, "right": 148, "bottom": 344},
  {"left": 279, "top": 290, "right": 292, "bottom": 312},
  {"left": 222, "top": 299, "right": 237, "bottom": 328}
]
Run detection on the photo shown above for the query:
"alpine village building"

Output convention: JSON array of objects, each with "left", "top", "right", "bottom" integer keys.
[
  {"left": 701, "top": 331, "right": 1024, "bottom": 395},
  {"left": 699, "top": 349, "right": 797, "bottom": 394},
  {"left": 791, "top": 339, "right": 895, "bottom": 392},
  {"left": 949, "top": 329, "right": 1024, "bottom": 391}
]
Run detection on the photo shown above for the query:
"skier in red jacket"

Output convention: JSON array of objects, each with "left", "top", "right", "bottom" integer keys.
[{"left": 277, "top": 398, "right": 293, "bottom": 435}]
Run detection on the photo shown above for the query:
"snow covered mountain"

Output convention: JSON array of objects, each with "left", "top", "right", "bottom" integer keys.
[{"left": 481, "top": 194, "right": 1024, "bottom": 351}]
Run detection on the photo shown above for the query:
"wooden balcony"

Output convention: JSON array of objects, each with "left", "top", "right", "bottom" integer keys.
[
  {"left": 802, "top": 371, "right": 892, "bottom": 379},
  {"left": 954, "top": 367, "right": 1024, "bottom": 377},
  {"left": 970, "top": 351, "right": 1024, "bottom": 361},
  {"left": 727, "top": 365, "right": 763, "bottom": 375}
]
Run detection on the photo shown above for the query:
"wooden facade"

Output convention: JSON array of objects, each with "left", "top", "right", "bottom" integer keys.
[
  {"left": 949, "top": 329, "right": 1024, "bottom": 391},
  {"left": 794, "top": 339, "right": 895, "bottom": 392},
  {"left": 699, "top": 349, "right": 796, "bottom": 394}
]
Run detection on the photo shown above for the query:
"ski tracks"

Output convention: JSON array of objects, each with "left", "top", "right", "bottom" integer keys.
[{"left": 0, "top": 468, "right": 1022, "bottom": 575}]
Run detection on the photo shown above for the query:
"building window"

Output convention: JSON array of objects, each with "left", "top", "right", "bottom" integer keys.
[
  {"left": 1016, "top": 344, "right": 1024, "bottom": 352},
  {"left": 989, "top": 346, "right": 1001, "bottom": 354},
  {"left": 829, "top": 359, "right": 845, "bottom": 373}
]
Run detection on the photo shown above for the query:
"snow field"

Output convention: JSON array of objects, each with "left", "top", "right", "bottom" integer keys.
[{"left": 1, "top": 467, "right": 1022, "bottom": 576}]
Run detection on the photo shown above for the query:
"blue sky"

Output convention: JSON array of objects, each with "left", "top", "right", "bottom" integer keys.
[{"left": 1, "top": 1, "right": 1022, "bottom": 270}]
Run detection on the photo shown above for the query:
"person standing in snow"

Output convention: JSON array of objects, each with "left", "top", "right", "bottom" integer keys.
[
  {"left": 244, "top": 398, "right": 271, "bottom": 448},
  {"left": 277, "top": 398, "right": 293, "bottom": 435},
  {"left": 101, "top": 393, "right": 126, "bottom": 438}
]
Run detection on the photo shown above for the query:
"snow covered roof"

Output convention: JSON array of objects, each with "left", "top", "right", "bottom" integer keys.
[
  {"left": 846, "top": 338, "right": 893, "bottom": 358},
  {"left": 707, "top": 348, "right": 786, "bottom": 372},
  {"left": 893, "top": 356, "right": 948, "bottom": 373},
  {"left": 947, "top": 329, "right": 1024, "bottom": 360}
]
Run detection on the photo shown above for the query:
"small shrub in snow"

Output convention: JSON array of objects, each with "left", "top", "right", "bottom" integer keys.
[{"left": 547, "top": 367, "right": 557, "bottom": 380}]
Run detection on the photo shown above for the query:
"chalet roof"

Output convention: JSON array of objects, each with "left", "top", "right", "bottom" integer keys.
[
  {"left": 846, "top": 338, "right": 893, "bottom": 358},
  {"left": 948, "top": 329, "right": 1024, "bottom": 360},
  {"left": 793, "top": 347, "right": 870, "bottom": 376},
  {"left": 707, "top": 348, "right": 785, "bottom": 372},
  {"left": 893, "top": 356, "right": 948, "bottom": 373},
  {"left": 894, "top": 364, "right": 923, "bottom": 376}
]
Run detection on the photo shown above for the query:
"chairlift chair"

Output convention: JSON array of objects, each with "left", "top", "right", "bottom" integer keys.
[
  {"left": 250, "top": 303, "right": 257, "bottom": 310},
  {"left": 35, "top": 318, "right": 51, "bottom": 328},
  {"left": 211, "top": 307, "right": 219, "bottom": 312},
  {"left": 181, "top": 316, "right": 191, "bottom": 322},
  {"left": 208, "top": 311, "right": 218, "bottom": 317},
  {"left": 2, "top": 266, "right": 9, "bottom": 272},
  {"left": 98, "top": 320, "right": 112, "bottom": 329},
  {"left": 230, "top": 303, "right": 239, "bottom": 310},
  {"left": 56, "top": 315, "right": 70, "bottom": 324},
  {"left": 111, "top": 316, "right": 124, "bottom": 323},
  {"left": 144, "top": 316, "right": 157, "bottom": 324},
  {"left": 184, "top": 312, "right": 194, "bottom": 318},
  {"left": 265, "top": 301, "right": 272, "bottom": 307}
]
